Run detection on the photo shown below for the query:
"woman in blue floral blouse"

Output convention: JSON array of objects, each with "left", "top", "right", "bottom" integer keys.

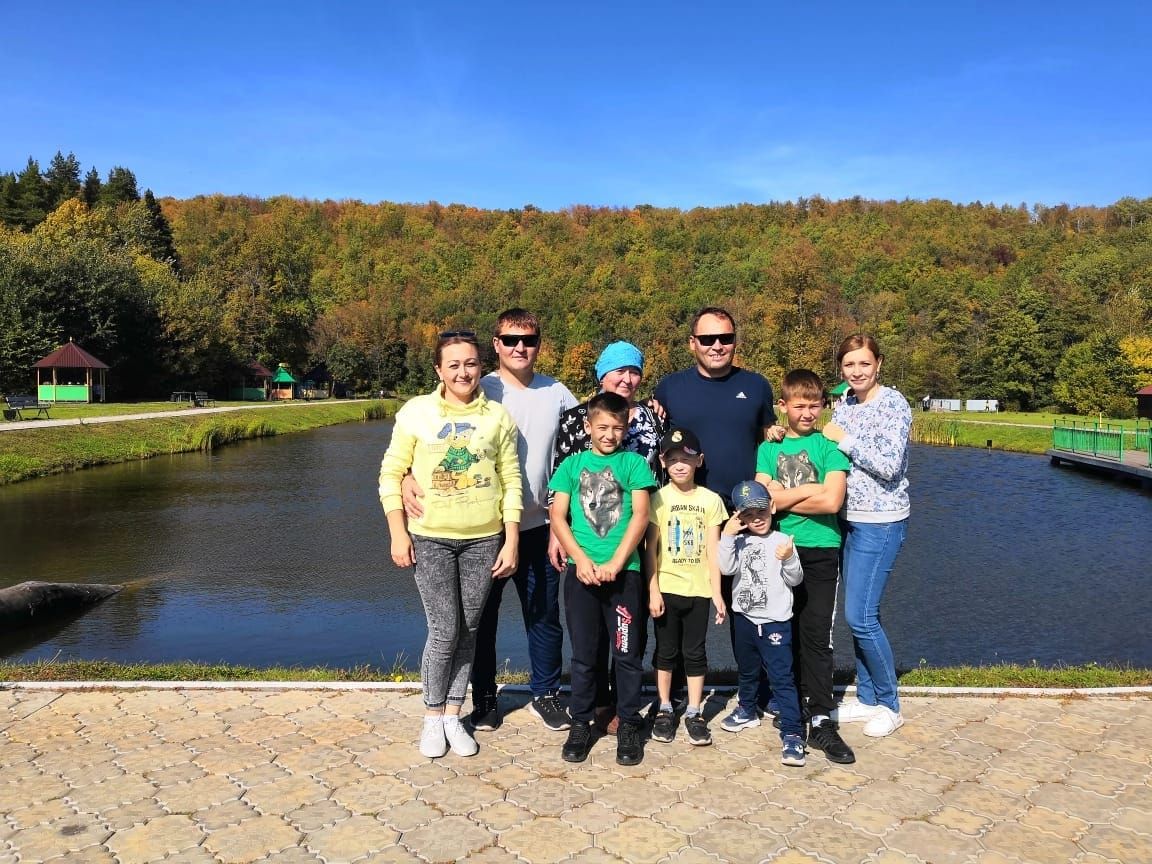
[{"left": 822, "top": 334, "right": 911, "bottom": 739}]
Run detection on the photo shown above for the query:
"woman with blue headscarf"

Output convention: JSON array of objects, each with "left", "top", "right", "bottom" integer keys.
[{"left": 551, "top": 341, "right": 664, "bottom": 479}]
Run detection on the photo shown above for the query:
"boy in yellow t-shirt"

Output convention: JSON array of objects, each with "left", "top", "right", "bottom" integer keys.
[{"left": 645, "top": 427, "right": 728, "bottom": 746}]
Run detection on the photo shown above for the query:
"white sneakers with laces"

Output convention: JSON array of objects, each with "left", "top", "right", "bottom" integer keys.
[
  {"left": 862, "top": 706, "right": 905, "bottom": 737},
  {"left": 830, "top": 699, "right": 885, "bottom": 724},
  {"left": 419, "top": 716, "right": 448, "bottom": 758}
]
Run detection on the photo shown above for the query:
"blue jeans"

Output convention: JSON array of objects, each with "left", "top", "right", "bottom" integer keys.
[
  {"left": 471, "top": 525, "right": 564, "bottom": 699},
  {"left": 732, "top": 613, "right": 803, "bottom": 739},
  {"left": 842, "top": 519, "right": 907, "bottom": 714}
]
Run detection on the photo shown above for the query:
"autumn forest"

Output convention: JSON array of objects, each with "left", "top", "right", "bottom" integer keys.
[{"left": 2, "top": 152, "right": 1150, "bottom": 415}]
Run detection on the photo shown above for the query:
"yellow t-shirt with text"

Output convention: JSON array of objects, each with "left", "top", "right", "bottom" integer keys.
[{"left": 649, "top": 484, "right": 728, "bottom": 598}]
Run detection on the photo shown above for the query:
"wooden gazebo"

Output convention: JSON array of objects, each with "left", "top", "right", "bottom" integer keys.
[
  {"left": 1138, "top": 385, "right": 1152, "bottom": 420},
  {"left": 269, "top": 363, "right": 298, "bottom": 401},
  {"left": 230, "top": 361, "right": 273, "bottom": 401},
  {"left": 34, "top": 339, "right": 109, "bottom": 403}
]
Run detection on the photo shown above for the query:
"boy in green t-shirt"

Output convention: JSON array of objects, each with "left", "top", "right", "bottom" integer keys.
[
  {"left": 755, "top": 369, "right": 854, "bottom": 765},
  {"left": 549, "top": 392, "right": 657, "bottom": 766},
  {"left": 645, "top": 426, "right": 728, "bottom": 747}
]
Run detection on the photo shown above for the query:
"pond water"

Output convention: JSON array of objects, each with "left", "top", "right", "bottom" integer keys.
[{"left": 1, "top": 423, "right": 1149, "bottom": 671}]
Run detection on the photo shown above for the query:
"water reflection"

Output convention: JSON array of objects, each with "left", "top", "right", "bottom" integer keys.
[{"left": 1, "top": 426, "right": 1148, "bottom": 670}]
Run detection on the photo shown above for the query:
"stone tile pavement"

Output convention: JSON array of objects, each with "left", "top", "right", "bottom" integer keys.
[{"left": 1, "top": 685, "right": 1149, "bottom": 863}]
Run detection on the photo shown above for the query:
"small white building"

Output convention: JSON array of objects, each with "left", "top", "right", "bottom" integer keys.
[
  {"left": 929, "top": 398, "right": 963, "bottom": 412},
  {"left": 965, "top": 399, "right": 999, "bottom": 412}
]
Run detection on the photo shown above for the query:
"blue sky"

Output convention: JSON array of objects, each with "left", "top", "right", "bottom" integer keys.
[{"left": 4, "top": 1, "right": 1150, "bottom": 209}]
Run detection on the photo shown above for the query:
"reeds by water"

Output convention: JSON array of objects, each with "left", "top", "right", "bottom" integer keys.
[{"left": 911, "top": 415, "right": 961, "bottom": 446}]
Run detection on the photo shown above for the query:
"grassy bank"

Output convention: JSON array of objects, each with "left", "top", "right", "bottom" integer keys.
[
  {"left": 2, "top": 659, "right": 1148, "bottom": 689},
  {"left": 0, "top": 400, "right": 394, "bottom": 485},
  {"left": 911, "top": 410, "right": 1150, "bottom": 455}
]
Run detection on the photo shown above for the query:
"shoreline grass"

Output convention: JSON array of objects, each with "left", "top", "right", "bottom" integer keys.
[
  {"left": 2, "top": 659, "right": 1148, "bottom": 689},
  {"left": 0, "top": 400, "right": 395, "bottom": 485}
]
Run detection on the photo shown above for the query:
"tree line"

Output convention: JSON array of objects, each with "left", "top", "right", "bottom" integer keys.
[{"left": 2, "top": 151, "right": 1150, "bottom": 415}]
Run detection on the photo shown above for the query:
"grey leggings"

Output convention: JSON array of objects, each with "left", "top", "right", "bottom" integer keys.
[{"left": 412, "top": 534, "right": 501, "bottom": 709}]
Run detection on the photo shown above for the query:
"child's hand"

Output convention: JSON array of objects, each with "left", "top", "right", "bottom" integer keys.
[
  {"left": 712, "top": 594, "right": 727, "bottom": 624},
  {"left": 775, "top": 536, "right": 795, "bottom": 561},
  {"left": 595, "top": 561, "right": 621, "bottom": 584},
  {"left": 649, "top": 591, "right": 665, "bottom": 619},
  {"left": 390, "top": 532, "right": 415, "bottom": 568},
  {"left": 575, "top": 555, "right": 598, "bottom": 585},
  {"left": 722, "top": 513, "right": 746, "bottom": 536}
]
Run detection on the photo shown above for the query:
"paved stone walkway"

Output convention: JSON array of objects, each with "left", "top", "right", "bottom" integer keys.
[{"left": 1, "top": 686, "right": 1149, "bottom": 863}]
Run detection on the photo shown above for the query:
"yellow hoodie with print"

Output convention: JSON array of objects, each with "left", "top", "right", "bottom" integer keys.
[{"left": 379, "top": 386, "right": 522, "bottom": 539}]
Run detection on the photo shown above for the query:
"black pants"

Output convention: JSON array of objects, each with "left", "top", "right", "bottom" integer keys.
[
  {"left": 793, "top": 546, "right": 840, "bottom": 718},
  {"left": 565, "top": 567, "right": 646, "bottom": 725}
]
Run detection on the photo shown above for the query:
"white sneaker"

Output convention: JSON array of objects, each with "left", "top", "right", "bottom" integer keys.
[
  {"left": 419, "top": 716, "right": 448, "bottom": 758},
  {"left": 443, "top": 716, "right": 478, "bottom": 756},
  {"left": 831, "top": 699, "right": 885, "bottom": 724},
  {"left": 863, "top": 706, "right": 905, "bottom": 737}
]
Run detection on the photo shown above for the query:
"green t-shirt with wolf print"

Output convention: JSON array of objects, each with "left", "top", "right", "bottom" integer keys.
[
  {"left": 755, "top": 433, "right": 850, "bottom": 549},
  {"left": 549, "top": 449, "right": 657, "bottom": 570}
]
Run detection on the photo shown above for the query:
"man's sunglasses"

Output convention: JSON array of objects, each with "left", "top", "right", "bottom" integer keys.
[
  {"left": 693, "top": 333, "right": 736, "bottom": 346},
  {"left": 497, "top": 334, "right": 541, "bottom": 348},
  {"left": 439, "top": 330, "right": 477, "bottom": 340}
]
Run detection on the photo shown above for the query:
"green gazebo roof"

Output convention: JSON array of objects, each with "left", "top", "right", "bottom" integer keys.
[
  {"left": 830, "top": 380, "right": 850, "bottom": 396},
  {"left": 272, "top": 365, "right": 297, "bottom": 384}
]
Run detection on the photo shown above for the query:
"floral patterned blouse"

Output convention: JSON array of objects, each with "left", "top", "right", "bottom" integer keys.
[{"left": 551, "top": 400, "right": 665, "bottom": 481}]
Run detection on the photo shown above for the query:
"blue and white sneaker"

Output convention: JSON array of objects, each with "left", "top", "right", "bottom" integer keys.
[
  {"left": 758, "top": 698, "right": 781, "bottom": 719},
  {"left": 721, "top": 705, "right": 762, "bottom": 733},
  {"left": 781, "top": 734, "right": 806, "bottom": 766}
]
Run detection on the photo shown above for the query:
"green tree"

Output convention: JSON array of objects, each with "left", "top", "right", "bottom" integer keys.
[
  {"left": 13, "top": 158, "right": 48, "bottom": 230},
  {"left": 1053, "top": 333, "right": 1138, "bottom": 417},
  {"left": 101, "top": 166, "right": 140, "bottom": 206},
  {"left": 44, "top": 151, "right": 82, "bottom": 209},
  {"left": 81, "top": 168, "right": 102, "bottom": 208}
]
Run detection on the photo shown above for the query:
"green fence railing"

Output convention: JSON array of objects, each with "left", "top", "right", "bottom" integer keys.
[{"left": 1051, "top": 421, "right": 1125, "bottom": 461}]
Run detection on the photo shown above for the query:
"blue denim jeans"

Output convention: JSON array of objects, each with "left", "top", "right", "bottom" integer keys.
[
  {"left": 842, "top": 519, "right": 908, "bottom": 714},
  {"left": 471, "top": 525, "right": 564, "bottom": 699}
]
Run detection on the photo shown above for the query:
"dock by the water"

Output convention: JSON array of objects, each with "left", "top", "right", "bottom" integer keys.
[
  {"left": 1049, "top": 420, "right": 1152, "bottom": 490},
  {"left": 1048, "top": 449, "right": 1152, "bottom": 489}
]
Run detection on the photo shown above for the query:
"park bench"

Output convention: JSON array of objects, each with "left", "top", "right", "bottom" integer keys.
[
  {"left": 3, "top": 395, "right": 52, "bottom": 421},
  {"left": 193, "top": 391, "right": 216, "bottom": 407}
]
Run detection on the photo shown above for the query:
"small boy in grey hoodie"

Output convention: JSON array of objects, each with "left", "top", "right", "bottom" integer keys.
[{"left": 717, "top": 480, "right": 807, "bottom": 766}]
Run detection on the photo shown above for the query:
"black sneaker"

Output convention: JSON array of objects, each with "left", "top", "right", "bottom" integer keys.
[
  {"left": 469, "top": 698, "right": 502, "bottom": 732},
  {"left": 807, "top": 719, "right": 855, "bottom": 764},
  {"left": 684, "top": 714, "right": 712, "bottom": 746},
  {"left": 616, "top": 720, "right": 644, "bottom": 766},
  {"left": 562, "top": 720, "right": 594, "bottom": 763},
  {"left": 650, "top": 709, "right": 677, "bottom": 743},
  {"left": 528, "top": 693, "right": 571, "bottom": 731}
]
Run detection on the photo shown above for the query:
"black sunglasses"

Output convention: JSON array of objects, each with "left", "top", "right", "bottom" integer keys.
[
  {"left": 439, "top": 330, "right": 477, "bottom": 340},
  {"left": 693, "top": 332, "right": 736, "bottom": 346},
  {"left": 497, "top": 334, "right": 541, "bottom": 348}
]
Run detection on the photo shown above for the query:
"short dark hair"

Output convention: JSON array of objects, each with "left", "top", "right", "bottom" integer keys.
[
  {"left": 586, "top": 391, "right": 630, "bottom": 424},
  {"left": 691, "top": 306, "right": 736, "bottom": 335},
  {"left": 780, "top": 369, "right": 825, "bottom": 402},
  {"left": 495, "top": 307, "right": 540, "bottom": 336}
]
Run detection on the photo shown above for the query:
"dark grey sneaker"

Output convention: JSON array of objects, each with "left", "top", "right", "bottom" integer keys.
[
  {"left": 650, "top": 709, "right": 677, "bottom": 743},
  {"left": 528, "top": 693, "right": 571, "bottom": 731},
  {"left": 469, "top": 698, "right": 501, "bottom": 732},
  {"left": 616, "top": 721, "right": 644, "bottom": 766},
  {"left": 684, "top": 714, "right": 712, "bottom": 746},
  {"left": 807, "top": 719, "right": 855, "bottom": 764}
]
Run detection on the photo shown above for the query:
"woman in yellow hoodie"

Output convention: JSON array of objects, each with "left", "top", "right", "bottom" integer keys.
[{"left": 379, "top": 332, "right": 522, "bottom": 758}]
